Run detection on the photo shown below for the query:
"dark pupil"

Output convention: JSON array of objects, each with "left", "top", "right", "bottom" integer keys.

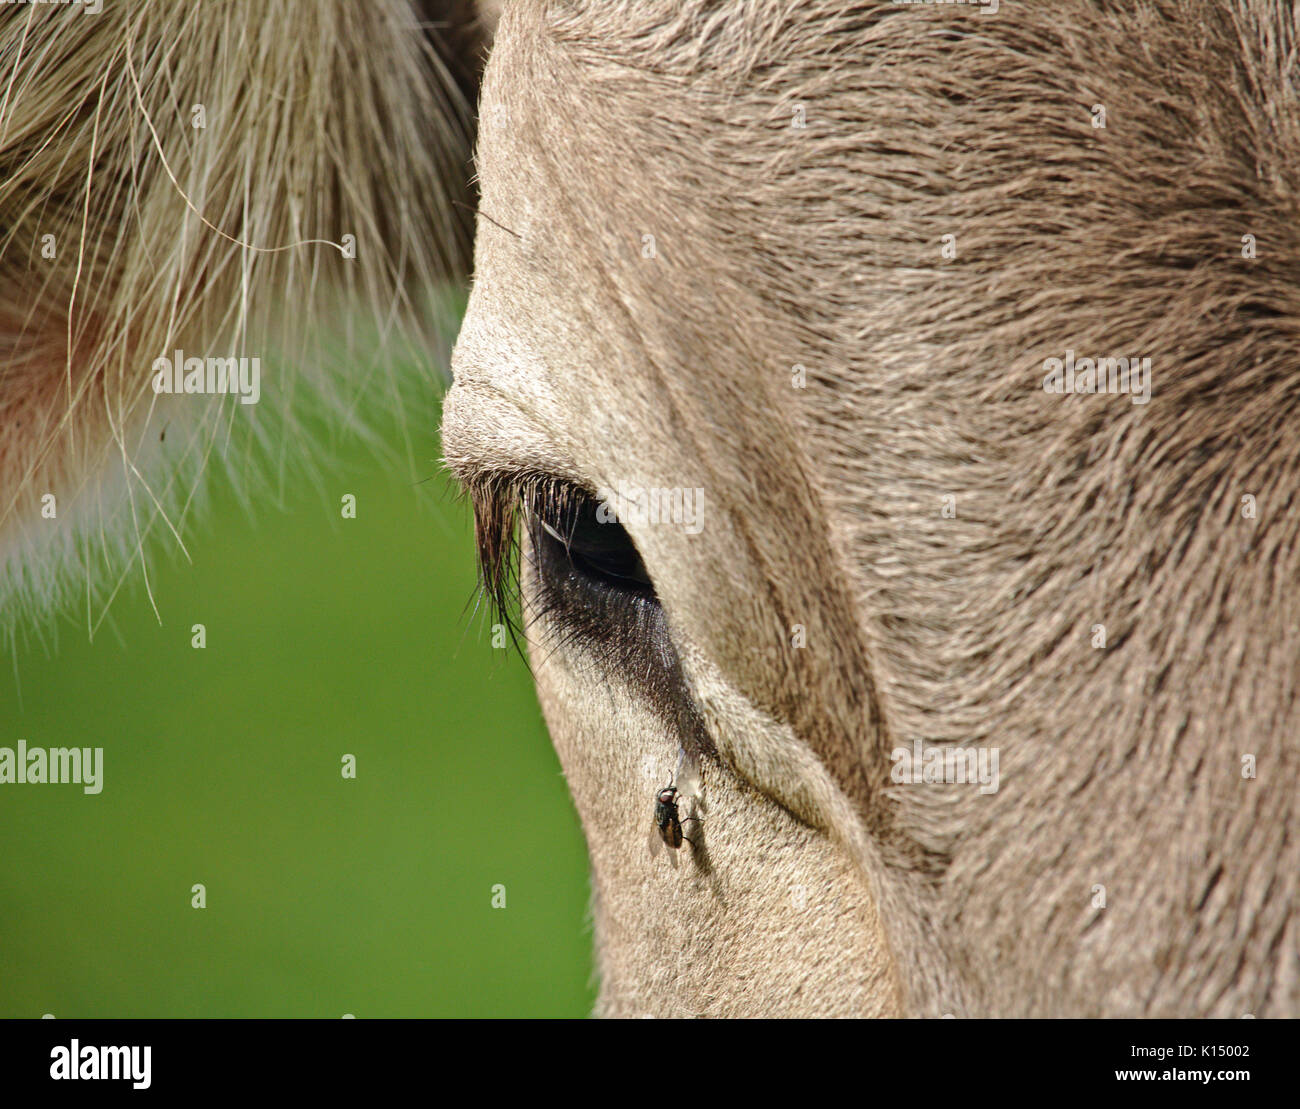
[{"left": 538, "top": 493, "right": 653, "bottom": 591}]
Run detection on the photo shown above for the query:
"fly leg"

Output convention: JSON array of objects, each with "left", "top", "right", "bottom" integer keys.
[{"left": 680, "top": 814, "right": 702, "bottom": 848}]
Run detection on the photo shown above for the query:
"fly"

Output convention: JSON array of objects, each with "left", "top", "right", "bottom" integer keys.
[
  {"left": 654, "top": 782, "right": 691, "bottom": 848},
  {"left": 649, "top": 747, "right": 701, "bottom": 859}
]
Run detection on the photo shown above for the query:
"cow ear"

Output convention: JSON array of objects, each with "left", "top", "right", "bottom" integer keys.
[{"left": 0, "top": 2, "right": 487, "bottom": 630}]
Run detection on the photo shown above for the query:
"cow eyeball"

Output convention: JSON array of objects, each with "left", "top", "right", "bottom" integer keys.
[{"left": 529, "top": 487, "right": 655, "bottom": 598}]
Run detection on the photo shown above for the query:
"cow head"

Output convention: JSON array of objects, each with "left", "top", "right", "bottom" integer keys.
[{"left": 444, "top": 0, "right": 1300, "bottom": 1016}]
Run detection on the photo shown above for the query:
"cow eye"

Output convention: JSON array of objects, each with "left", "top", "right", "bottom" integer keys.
[
  {"left": 503, "top": 479, "right": 675, "bottom": 684},
  {"left": 530, "top": 488, "right": 655, "bottom": 598},
  {"left": 507, "top": 478, "right": 708, "bottom": 753}
]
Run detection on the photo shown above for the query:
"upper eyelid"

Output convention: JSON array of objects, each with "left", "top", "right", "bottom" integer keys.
[{"left": 440, "top": 378, "right": 577, "bottom": 492}]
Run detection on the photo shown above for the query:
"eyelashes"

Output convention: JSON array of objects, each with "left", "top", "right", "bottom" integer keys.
[
  {"left": 463, "top": 471, "right": 666, "bottom": 665},
  {"left": 463, "top": 468, "right": 571, "bottom": 646}
]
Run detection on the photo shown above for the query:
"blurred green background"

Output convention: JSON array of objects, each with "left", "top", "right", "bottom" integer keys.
[{"left": 0, "top": 356, "right": 595, "bottom": 1017}]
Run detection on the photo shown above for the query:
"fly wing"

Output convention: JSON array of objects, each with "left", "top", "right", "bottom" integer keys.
[
  {"left": 649, "top": 823, "right": 680, "bottom": 868},
  {"left": 675, "top": 746, "right": 703, "bottom": 812}
]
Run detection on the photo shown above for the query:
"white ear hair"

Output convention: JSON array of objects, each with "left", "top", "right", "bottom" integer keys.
[{"left": 0, "top": 2, "right": 480, "bottom": 634}]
